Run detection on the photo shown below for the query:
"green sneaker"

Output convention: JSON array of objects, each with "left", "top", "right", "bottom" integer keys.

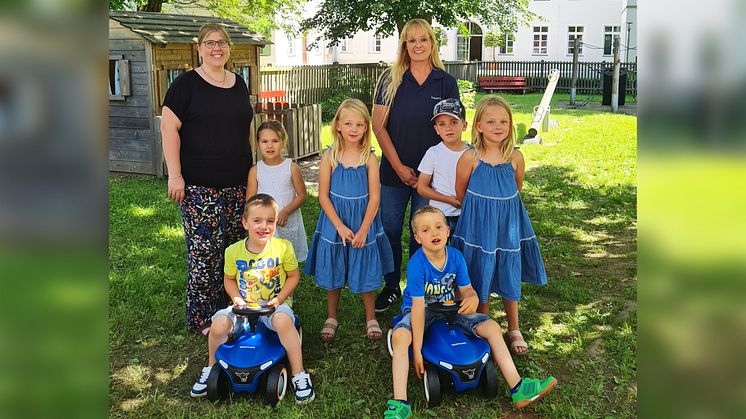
[
  {"left": 384, "top": 399, "right": 411, "bottom": 419},
  {"left": 512, "top": 377, "right": 557, "bottom": 409}
]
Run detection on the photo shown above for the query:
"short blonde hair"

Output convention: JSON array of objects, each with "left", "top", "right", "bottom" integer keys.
[
  {"left": 243, "top": 193, "right": 278, "bottom": 219},
  {"left": 471, "top": 95, "right": 516, "bottom": 162},
  {"left": 197, "top": 23, "right": 232, "bottom": 46},
  {"left": 411, "top": 205, "right": 447, "bottom": 231}
]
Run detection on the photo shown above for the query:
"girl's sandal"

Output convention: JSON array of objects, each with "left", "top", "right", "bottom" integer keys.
[
  {"left": 507, "top": 330, "right": 528, "bottom": 356},
  {"left": 320, "top": 318, "right": 338, "bottom": 341},
  {"left": 190, "top": 323, "right": 211, "bottom": 339},
  {"left": 366, "top": 319, "right": 382, "bottom": 340}
]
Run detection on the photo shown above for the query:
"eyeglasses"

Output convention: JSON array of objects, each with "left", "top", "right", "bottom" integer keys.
[{"left": 202, "top": 40, "right": 230, "bottom": 49}]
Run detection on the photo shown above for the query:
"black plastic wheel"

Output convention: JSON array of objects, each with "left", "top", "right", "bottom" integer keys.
[
  {"left": 264, "top": 364, "right": 288, "bottom": 406},
  {"left": 478, "top": 358, "right": 499, "bottom": 398},
  {"left": 206, "top": 365, "right": 230, "bottom": 402},
  {"left": 424, "top": 363, "right": 442, "bottom": 407}
]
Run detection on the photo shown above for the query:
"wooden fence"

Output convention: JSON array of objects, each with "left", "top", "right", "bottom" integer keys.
[
  {"left": 260, "top": 63, "right": 389, "bottom": 106},
  {"left": 253, "top": 104, "right": 323, "bottom": 160},
  {"left": 261, "top": 60, "right": 637, "bottom": 104}
]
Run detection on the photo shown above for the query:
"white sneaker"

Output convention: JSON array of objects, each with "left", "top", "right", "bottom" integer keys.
[
  {"left": 191, "top": 366, "right": 211, "bottom": 398},
  {"left": 292, "top": 371, "right": 315, "bottom": 404}
]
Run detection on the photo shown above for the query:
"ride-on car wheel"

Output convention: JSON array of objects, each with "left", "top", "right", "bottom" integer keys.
[
  {"left": 264, "top": 364, "right": 288, "bottom": 406},
  {"left": 206, "top": 365, "right": 230, "bottom": 402},
  {"left": 423, "top": 363, "right": 442, "bottom": 407},
  {"left": 478, "top": 358, "right": 499, "bottom": 398}
]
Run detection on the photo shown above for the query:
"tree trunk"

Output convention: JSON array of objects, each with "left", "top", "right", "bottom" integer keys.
[{"left": 139, "top": 0, "right": 164, "bottom": 12}]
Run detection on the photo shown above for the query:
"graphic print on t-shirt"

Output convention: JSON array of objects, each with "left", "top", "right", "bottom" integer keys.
[
  {"left": 235, "top": 257, "right": 282, "bottom": 302},
  {"left": 424, "top": 272, "right": 457, "bottom": 305}
]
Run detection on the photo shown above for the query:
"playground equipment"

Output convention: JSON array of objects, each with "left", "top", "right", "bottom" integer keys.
[{"left": 522, "top": 69, "right": 560, "bottom": 145}]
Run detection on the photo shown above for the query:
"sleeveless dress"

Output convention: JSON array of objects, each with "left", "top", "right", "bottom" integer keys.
[
  {"left": 256, "top": 159, "right": 308, "bottom": 262},
  {"left": 452, "top": 160, "right": 547, "bottom": 302},
  {"left": 304, "top": 163, "right": 394, "bottom": 293}
]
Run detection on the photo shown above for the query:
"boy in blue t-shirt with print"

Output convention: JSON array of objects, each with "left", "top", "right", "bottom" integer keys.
[{"left": 384, "top": 206, "right": 556, "bottom": 419}]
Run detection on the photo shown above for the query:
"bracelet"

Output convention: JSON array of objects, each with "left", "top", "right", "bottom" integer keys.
[{"left": 169, "top": 175, "right": 183, "bottom": 179}]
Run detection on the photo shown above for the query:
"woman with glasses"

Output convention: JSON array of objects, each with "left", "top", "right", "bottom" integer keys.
[
  {"left": 161, "top": 23, "right": 254, "bottom": 337},
  {"left": 372, "top": 19, "right": 460, "bottom": 313}
]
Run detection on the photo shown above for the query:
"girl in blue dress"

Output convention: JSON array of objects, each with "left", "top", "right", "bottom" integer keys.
[
  {"left": 452, "top": 96, "right": 547, "bottom": 356},
  {"left": 305, "top": 99, "right": 394, "bottom": 341}
]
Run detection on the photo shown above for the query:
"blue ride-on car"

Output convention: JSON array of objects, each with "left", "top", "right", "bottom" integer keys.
[
  {"left": 206, "top": 304, "right": 302, "bottom": 405},
  {"left": 386, "top": 301, "right": 499, "bottom": 407}
]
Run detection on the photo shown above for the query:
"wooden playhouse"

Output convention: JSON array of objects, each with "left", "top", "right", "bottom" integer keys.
[{"left": 108, "top": 11, "right": 269, "bottom": 175}]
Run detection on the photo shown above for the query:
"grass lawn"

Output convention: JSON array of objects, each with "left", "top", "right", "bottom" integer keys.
[{"left": 109, "top": 92, "right": 636, "bottom": 418}]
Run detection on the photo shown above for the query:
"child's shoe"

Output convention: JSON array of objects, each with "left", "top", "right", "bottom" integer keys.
[
  {"left": 190, "top": 366, "right": 211, "bottom": 398},
  {"left": 511, "top": 376, "right": 557, "bottom": 408},
  {"left": 383, "top": 399, "right": 411, "bottom": 419},
  {"left": 292, "top": 371, "right": 315, "bottom": 404}
]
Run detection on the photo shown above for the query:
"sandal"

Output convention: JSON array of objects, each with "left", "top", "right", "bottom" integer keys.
[
  {"left": 366, "top": 319, "right": 382, "bottom": 340},
  {"left": 507, "top": 330, "right": 528, "bottom": 356},
  {"left": 320, "top": 318, "right": 338, "bottom": 341}
]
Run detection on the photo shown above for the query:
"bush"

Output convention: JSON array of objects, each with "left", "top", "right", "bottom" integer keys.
[
  {"left": 321, "top": 72, "right": 371, "bottom": 121},
  {"left": 458, "top": 79, "right": 476, "bottom": 108}
]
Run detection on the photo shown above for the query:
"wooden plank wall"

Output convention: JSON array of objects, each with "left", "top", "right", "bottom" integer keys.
[
  {"left": 228, "top": 46, "right": 259, "bottom": 97},
  {"left": 153, "top": 44, "right": 193, "bottom": 114},
  {"left": 109, "top": 19, "right": 156, "bottom": 175}
]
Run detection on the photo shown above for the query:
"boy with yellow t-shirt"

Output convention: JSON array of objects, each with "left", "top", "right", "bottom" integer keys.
[{"left": 190, "top": 193, "right": 314, "bottom": 404}]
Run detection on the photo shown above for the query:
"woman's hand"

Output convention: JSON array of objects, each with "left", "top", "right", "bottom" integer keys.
[
  {"left": 395, "top": 164, "right": 418, "bottom": 187},
  {"left": 168, "top": 176, "right": 185, "bottom": 203}
]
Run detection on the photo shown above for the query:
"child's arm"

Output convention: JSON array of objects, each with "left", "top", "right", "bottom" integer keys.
[
  {"left": 455, "top": 150, "right": 477, "bottom": 203},
  {"left": 277, "top": 163, "right": 308, "bottom": 227},
  {"left": 512, "top": 148, "right": 525, "bottom": 192},
  {"left": 318, "top": 154, "right": 354, "bottom": 245},
  {"left": 416, "top": 173, "right": 461, "bottom": 209},
  {"left": 245, "top": 164, "right": 258, "bottom": 201},
  {"left": 223, "top": 274, "right": 246, "bottom": 306},
  {"left": 411, "top": 298, "right": 426, "bottom": 378},
  {"left": 351, "top": 153, "right": 380, "bottom": 248},
  {"left": 457, "top": 284, "right": 479, "bottom": 315},
  {"left": 268, "top": 268, "right": 300, "bottom": 307}
]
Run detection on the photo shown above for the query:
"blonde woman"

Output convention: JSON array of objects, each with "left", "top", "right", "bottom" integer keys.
[
  {"left": 373, "top": 19, "right": 460, "bottom": 312},
  {"left": 161, "top": 23, "right": 253, "bottom": 336}
]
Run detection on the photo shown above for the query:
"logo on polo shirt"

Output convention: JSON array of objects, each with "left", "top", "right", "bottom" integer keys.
[{"left": 431, "top": 96, "right": 441, "bottom": 100}]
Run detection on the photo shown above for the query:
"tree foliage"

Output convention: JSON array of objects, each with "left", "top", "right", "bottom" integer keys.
[
  {"left": 302, "top": 0, "right": 533, "bottom": 46},
  {"left": 432, "top": 26, "right": 448, "bottom": 48},
  {"left": 108, "top": 0, "right": 303, "bottom": 36}
]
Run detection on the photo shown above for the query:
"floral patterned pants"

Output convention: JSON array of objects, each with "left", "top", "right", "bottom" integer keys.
[{"left": 180, "top": 184, "right": 246, "bottom": 330}]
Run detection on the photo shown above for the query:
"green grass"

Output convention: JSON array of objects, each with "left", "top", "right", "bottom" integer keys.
[{"left": 109, "top": 92, "right": 637, "bottom": 418}]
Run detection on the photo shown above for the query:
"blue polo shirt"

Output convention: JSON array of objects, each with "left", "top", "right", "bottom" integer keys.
[
  {"left": 401, "top": 246, "right": 471, "bottom": 314},
  {"left": 375, "top": 68, "right": 459, "bottom": 187}
]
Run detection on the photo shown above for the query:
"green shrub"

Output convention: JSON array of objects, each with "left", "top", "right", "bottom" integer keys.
[
  {"left": 458, "top": 79, "right": 476, "bottom": 108},
  {"left": 321, "top": 72, "right": 371, "bottom": 121}
]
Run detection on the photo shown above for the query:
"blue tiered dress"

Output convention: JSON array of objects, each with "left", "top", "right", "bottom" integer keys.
[
  {"left": 304, "top": 164, "right": 394, "bottom": 293},
  {"left": 452, "top": 160, "right": 547, "bottom": 302}
]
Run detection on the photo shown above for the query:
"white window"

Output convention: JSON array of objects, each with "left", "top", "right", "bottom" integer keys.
[
  {"left": 340, "top": 38, "right": 351, "bottom": 53},
  {"left": 604, "top": 25, "right": 621, "bottom": 55},
  {"left": 287, "top": 37, "right": 295, "bottom": 56},
  {"left": 499, "top": 33, "right": 515, "bottom": 54},
  {"left": 567, "top": 26, "right": 584, "bottom": 55},
  {"left": 456, "top": 35, "right": 469, "bottom": 60},
  {"left": 532, "top": 26, "right": 548, "bottom": 55},
  {"left": 369, "top": 34, "right": 382, "bottom": 53},
  {"left": 108, "top": 55, "right": 130, "bottom": 100}
]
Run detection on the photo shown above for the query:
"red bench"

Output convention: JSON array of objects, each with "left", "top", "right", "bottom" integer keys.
[
  {"left": 479, "top": 77, "right": 528, "bottom": 94},
  {"left": 258, "top": 90, "right": 288, "bottom": 110}
]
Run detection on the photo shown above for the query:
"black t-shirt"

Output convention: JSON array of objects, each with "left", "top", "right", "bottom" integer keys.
[
  {"left": 163, "top": 70, "right": 253, "bottom": 188},
  {"left": 375, "top": 68, "right": 459, "bottom": 187}
]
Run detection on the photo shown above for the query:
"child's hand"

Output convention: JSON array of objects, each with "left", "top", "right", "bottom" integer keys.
[
  {"left": 277, "top": 209, "right": 289, "bottom": 227},
  {"left": 449, "top": 196, "right": 462, "bottom": 209},
  {"left": 267, "top": 297, "right": 282, "bottom": 308},
  {"left": 351, "top": 227, "right": 369, "bottom": 248},
  {"left": 232, "top": 296, "right": 247, "bottom": 307},
  {"left": 458, "top": 294, "right": 479, "bottom": 315},
  {"left": 413, "top": 350, "right": 425, "bottom": 378},
  {"left": 335, "top": 225, "right": 355, "bottom": 246}
]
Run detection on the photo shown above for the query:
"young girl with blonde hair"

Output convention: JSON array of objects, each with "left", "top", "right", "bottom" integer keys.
[
  {"left": 452, "top": 96, "right": 548, "bottom": 356},
  {"left": 304, "top": 99, "right": 394, "bottom": 341}
]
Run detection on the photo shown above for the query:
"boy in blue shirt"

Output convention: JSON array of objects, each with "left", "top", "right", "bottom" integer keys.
[{"left": 384, "top": 206, "right": 556, "bottom": 418}]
